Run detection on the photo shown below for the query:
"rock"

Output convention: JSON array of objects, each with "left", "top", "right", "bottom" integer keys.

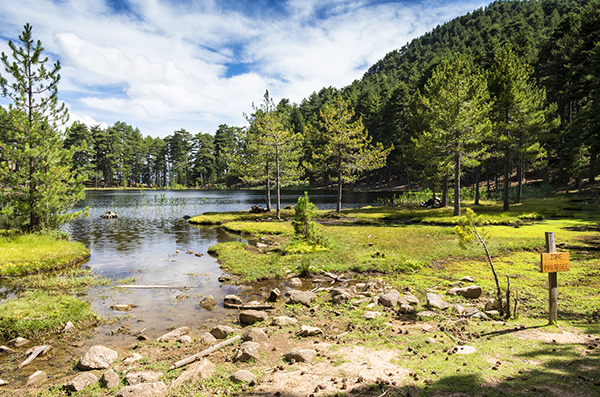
[
  {"left": 284, "top": 349, "right": 317, "bottom": 363},
  {"left": 62, "top": 322, "right": 75, "bottom": 333},
  {"left": 224, "top": 294, "right": 243, "bottom": 307},
  {"left": 379, "top": 290, "right": 400, "bottom": 308},
  {"left": 199, "top": 332, "right": 218, "bottom": 345},
  {"left": 101, "top": 369, "right": 120, "bottom": 389},
  {"left": 111, "top": 304, "right": 138, "bottom": 312},
  {"left": 288, "top": 278, "right": 303, "bottom": 288},
  {"left": 288, "top": 289, "right": 316, "bottom": 306},
  {"left": 452, "top": 318, "right": 470, "bottom": 327},
  {"left": 398, "top": 304, "right": 415, "bottom": 314},
  {"left": 242, "top": 328, "right": 268, "bottom": 343},
  {"left": 230, "top": 370, "right": 256, "bottom": 384},
  {"left": 238, "top": 285, "right": 253, "bottom": 291},
  {"left": 0, "top": 346, "right": 16, "bottom": 354},
  {"left": 25, "top": 370, "right": 46, "bottom": 387},
  {"left": 186, "top": 250, "right": 194, "bottom": 254},
  {"left": 426, "top": 337, "right": 436, "bottom": 344},
  {"left": 271, "top": 316, "right": 298, "bottom": 327},
  {"left": 126, "top": 371, "right": 163, "bottom": 385},
  {"left": 399, "top": 294, "right": 420, "bottom": 306},
  {"left": 363, "top": 311, "right": 382, "bottom": 319},
  {"left": 331, "top": 288, "right": 354, "bottom": 304},
  {"left": 170, "top": 359, "right": 214, "bottom": 389},
  {"left": 156, "top": 327, "right": 189, "bottom": 342},
  {"left": 256, "top": 242, "right": 268, "bottom": 248},
  {"left": 199, "top": 295, "right": 216, "bottom": 310},
  {"left": 64, "top": 372, "right": 98, "bottom": 392},
  {"left": 472, "top": 311, "right": 490, "bottom": 319},
  {"left": 453, "top": 346, "right": 477, "bottom": 355},
  {"left": 267, "top": 288, "right": 281, "bottom": 303},
  {"left": 426, "top": 293, "right": 450, "bottom": 310},
  {"left": 485, "top": 298, "right": 501, "bottom": 311},
  {"left": 195, "top": 252, "right": 203, "bottom": 257},
  {"left": 297, "top": 325, "right": 322, "bottom": 337},
  {"left": 78, "top": 346, "right": 118, "bottom": 370},
  {"left": 0, "top": 379, "right": 7, "bottom": 386},
  {"left": 234, "top": 341, "right": 261, "bottom": 362},
  {"left": 463, "top": 306, "right": 480, "bottom": 316},
  {"left": 453, "top": 304, "right": 466, "bottom": 315},
  {"left": 416, "top": 310, "right": 438, "bottom": 318},
  {"left": 447, "top": 286, "right": 483, "bottom": 299},
  {"left": 116, "top": 382, "right": 167, "bottom": 397},
  {"left": 177, "top": 335, "right": 192, "bottom": 344},
  {"left": 8, "top": 337, "right": 29, "bottom": 348},
  {"left": 123, "top": 353, "right": 143, "bottom": 365},
  {"left": 210, "top": 326, "right": 236, "bottom": 340},
  {"left": 218, "top": 274, "right": 240, "bottom": 283},
  {"left": 461, "top": 276, "right": 474, "bottom": 282},
  {"left": 239, "top": 310, "right": 268, "bottom": 325}
]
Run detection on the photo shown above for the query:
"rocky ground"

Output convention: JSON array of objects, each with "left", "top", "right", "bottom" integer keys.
[{"left": 1, "top": 272, "right": 598, "bottom": 397}]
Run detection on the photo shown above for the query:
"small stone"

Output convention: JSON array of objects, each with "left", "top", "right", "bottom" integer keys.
[
  {"left": 25, "top": 370, "right": 47, "bottom": 387},
  {"left": 267, "top": 288, "right": 281, "bottom": 302},
  {"left": 417, "top": 310, "right": 438, "bottom": 318},
  {"left": 111, "top": 304, "right": 138, "bottom": 312},
  {"left": 379, "top": 290, "right": 400, "bottom": 308},
  {"left": 78, "top": 346, "right": 118, "bottom": 370},
  {"left": 363, "top": 311, "right": 382, "bottom": 319},
  {"left": 239, "top": 310, "right": 268, "bottom": 325},
  {"left": 218, "top": 274, "right": 240, "bottom": 283},
  {"left": 398, "top": 304, "right": 415, "bottom": 314},
  {"left": 116, "top": 382, "right": 167, "bottom": 397},
  {"left": 156, "top": 326, "right": 189, "bottom": 342},
  {"left": 199, "top": 295, "right": 216, "bottom": 310},
  {"left": 123, "top": 353, "right": 143, "bottom": 365},
  {"left": 447, "top": 286, "right": 483, "bottom": 299},
  {"left": 399, "top": 294, "right": 420, "bottom": 306},
  {"left": 297, "top": 325, "right": 323, "bottom": 337},
  {"left": 126, "top": 371, "right": 163, "bottom": 386},
  {"left": 454, "top": 346, "right": 477, "bottom": 355},
  {"left": 199, "top": 332, "right": 218, "bottom": 344},
  {"left": 271, "top": 316, "right": 298, "bottom": 326},
  {"left": 426, "top": 337, "right": 436, "bottom": 344},
  {"left": 170, "top": 359, "right": 214, "bottom": 389},
  {"left": 288, "top": 278, "right": 303, "bottom": 288},
  {"left": 242, "top": 327, "right": 268, "bottom": 342},
  {"left": 288, "top": 289, "right": 317, "bottom": 306},
  {"left": 177, "top": 335, "right": 192, "bottom": 344},
  {"left": 230, "top": 370, "right": 257, "bottom": 384},
  {"left": 101, "top": 369, "right": 120, "bottom": 389},
  {"left": 284, "top": 349, "right": 317, "bottom": 363},
  {"left": 62, "top": 322, "right": 75, "bottom": 333},
  {"left": 224, "top": 294, "right": 243, "bottom": 307},
  {"left": 426, "top": 293, "right": 449, "bottom": 310},
  {"left": 8, "top": 337, "right": 29, "bottom": 348},
  {"left": 234, "top": 341, "right": 261, "bottom": 362},
  {"left": 210, "top": 325, "right": 236, "bottom": 340},
  {"left": 64, "top": 372, "right": 98, "bottom": 392}
]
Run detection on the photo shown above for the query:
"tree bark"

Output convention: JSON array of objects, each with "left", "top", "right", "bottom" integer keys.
[
  {"left": 516, "top": 162, "right": 523, "bottom": 204},
  {"left": 337, "top": 157, "right": 343, "bottom": 213},
  {"left": 474, "top": 165, "right": 480, "bottom": 205},
  {"left": 454, "top": 152, "right": 461, "bottom": 216},
  {"left": 265, "top": 162, "right": 271, "bottom": 211},
  {"left": 275, "top": 144, "right": 281, "bottom": 220},
  {"left": 441, "top": 174, "right": 448, "bottom": 207}
]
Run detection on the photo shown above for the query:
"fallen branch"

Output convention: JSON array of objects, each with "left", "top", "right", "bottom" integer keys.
[
  {"left": 378, "top": 388, "right": 390, "bottom": 397},
  {"left": 378, "top": 323, "right": 391, "bottom": 335},
  {"left": 170, "top": 335, "right": 241, "bottom": 370},
  {"left": 18, "top": 345, "right": 52, "bottom": 369}
]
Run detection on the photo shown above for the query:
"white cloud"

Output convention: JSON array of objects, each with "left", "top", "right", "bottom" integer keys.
[{"left": 0, "top": 0, "right": 488, "bottom": 138}]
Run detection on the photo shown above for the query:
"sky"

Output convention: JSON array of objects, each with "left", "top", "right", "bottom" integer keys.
[{"left": 0, "top": 0, "right": 489, "bottom": 138}]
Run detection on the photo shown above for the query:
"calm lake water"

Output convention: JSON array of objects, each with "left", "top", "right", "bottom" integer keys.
[{"left": 60, "top": 189, "right": 388, "bottom": 343}]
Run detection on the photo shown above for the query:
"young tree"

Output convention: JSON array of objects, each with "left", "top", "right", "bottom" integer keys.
[
  {"left": 192, "top": 132, "right": 216, "bottom": 186},
  {"left": 413, "top": 54, "right": 492, "bottom": 216},
  {"left": 64, "top": 121, "right": 96, "bottom": 180},
  {"left": 0, "top": 23, "right": 85, "bottom": 231},
  {"left": 308, "top": 96, "right": 392, "bottom": 213}
]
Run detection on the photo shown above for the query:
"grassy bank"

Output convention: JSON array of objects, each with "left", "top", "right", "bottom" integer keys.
[{"left": 0, "top": 232, "right": 89, "bottom": 277}]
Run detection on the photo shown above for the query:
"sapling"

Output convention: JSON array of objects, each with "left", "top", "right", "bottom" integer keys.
[{"left": 455, "top": 208, "right": 505, "bottom": 316}]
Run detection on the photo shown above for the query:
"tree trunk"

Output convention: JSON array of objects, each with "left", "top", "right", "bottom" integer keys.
[
  {"left": 337, "top": 158, "right": 343, "bottom": 213},
  {"left": 516, "top": 163, "right": 523, "bottom": 204},
  {"left": 590, "top": 151, "right": 597, "bottom": 183},
  {"left": 474, "top": 165, "right": 480, "bottom": 205},
  {"left": 454, "top": 152, "right": 461, "bottom": 216},
  {"left": 275, "top": 145, "right": 281, "bottom": 220},
  {"left": 503, "top": 146, "right": 510, "bottom": 212},
  {"left": 265, "top": 162, "right": 271, "bottom": 212},
  {"left": 441, "top": 174, "right": 448, "bottom": 207}
]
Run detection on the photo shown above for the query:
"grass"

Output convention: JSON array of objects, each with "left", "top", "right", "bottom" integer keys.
[
  {"left": 0, "top": 290, "right": 99, "bottom": 339},
  {"left": 0, "top": 232, "right": 89, "bottom": 276}
]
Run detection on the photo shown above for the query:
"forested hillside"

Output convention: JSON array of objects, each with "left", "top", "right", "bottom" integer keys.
[{"left": 36, "top": 0, "right": 598, "bottom": 201}]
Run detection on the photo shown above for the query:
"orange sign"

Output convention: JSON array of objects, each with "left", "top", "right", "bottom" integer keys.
[{"left": 540, "top": 252, "right": 570, "bottom": 273}]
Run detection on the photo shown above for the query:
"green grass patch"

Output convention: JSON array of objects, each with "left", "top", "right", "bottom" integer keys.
[
  {"left": 0, "top": 233, "right": 89, "bottom": 276},
  {"left": 0, "top": 290, "right": 99, "bottom": 339},
  {"left": 221, "top": 221, "right": 294, "bottom": 235}
]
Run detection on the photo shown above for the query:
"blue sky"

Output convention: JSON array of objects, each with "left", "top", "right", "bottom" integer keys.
[{"left": 0, "top": 0, "right": 489, "bottom": 138}]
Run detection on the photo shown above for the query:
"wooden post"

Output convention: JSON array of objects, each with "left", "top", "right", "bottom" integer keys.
[{"left": 545, "top": 232, "right": 558, "bottom": 324}]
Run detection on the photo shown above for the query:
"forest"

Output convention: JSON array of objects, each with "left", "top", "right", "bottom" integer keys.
[{"left": 38, "top": 0, "right": 600, "bottom": 201}]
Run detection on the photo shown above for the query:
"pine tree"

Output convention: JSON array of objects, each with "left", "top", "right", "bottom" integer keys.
[{"left": 0, "top": 24, "right": 85, "bottom": 231}]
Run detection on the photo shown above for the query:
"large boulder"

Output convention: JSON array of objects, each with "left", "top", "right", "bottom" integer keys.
[
  {"left": 426, "top": 293, "right": 450, "bottom": 310},
  {"left": 78, "top": 346, "right": 118, "bottom": 370},
  {"left": 239, "top": 310, "right": 268, "bottom": 325},
  {"left": 288, "top": 290, "right": 316, "bottom": 306},
  {"left": 115, "top": 382, "right": 167, "bottom": 397}
]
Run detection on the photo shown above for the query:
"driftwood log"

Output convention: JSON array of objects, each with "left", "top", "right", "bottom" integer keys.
[{"left": 170, "top": 335, "right": 241, "bottom": 370}]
